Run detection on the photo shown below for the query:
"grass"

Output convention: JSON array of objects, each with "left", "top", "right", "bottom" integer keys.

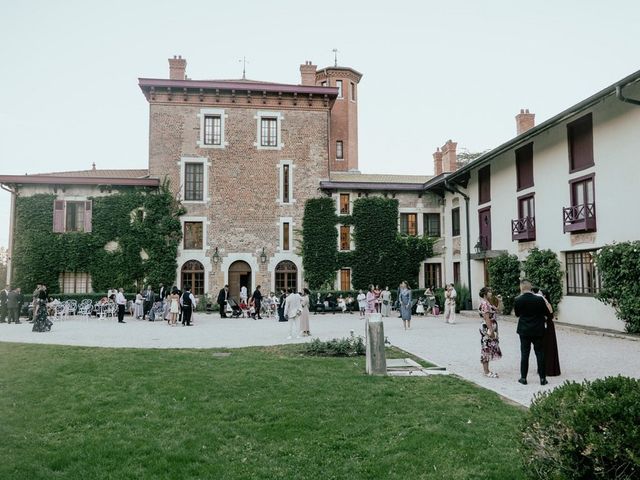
[{"left": 0, "top": 342, "right": 526, "bottom": 479}]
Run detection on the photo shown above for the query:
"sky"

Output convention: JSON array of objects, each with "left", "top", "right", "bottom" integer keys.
[{"left": 1, "top": 0, "right": 640, "bottom": 248}]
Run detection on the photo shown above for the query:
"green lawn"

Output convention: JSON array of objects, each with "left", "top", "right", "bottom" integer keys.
[{"left": 0, "top": 343, "right": 526, "bottom": 479}]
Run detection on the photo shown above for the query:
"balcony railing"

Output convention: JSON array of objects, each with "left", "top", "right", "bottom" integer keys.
[
  {"left": 563, "top": 202, "right": 597, "bottom": 233},
  {"left": 511, "top": 216, "right": 536, "bottom": 241}
]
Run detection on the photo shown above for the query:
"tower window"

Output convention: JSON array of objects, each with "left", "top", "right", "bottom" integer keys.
[
  {"left": 336, "top": 141, "right": 344, "bottom": 160},
  {"left": 350, "top": 82, "right": 356, "bottom": 101},
  {"left": 336, "top": 80, "right": 343, "bottom": 98}
]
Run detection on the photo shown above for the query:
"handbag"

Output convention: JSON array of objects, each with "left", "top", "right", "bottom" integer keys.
[{"left": 383, "top": 300, "right": 389, "bottom": 305}]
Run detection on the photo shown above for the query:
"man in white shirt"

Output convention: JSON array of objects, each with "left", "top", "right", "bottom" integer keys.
[
  {"left": 115, "top": 288, "right": 127, "bottom": 323},
  {"left": 284, "top": 288, "right": 302, "bottom": 339}
]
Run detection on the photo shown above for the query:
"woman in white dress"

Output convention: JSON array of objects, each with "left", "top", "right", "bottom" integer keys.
[
  {"left": 299, "top": 288, "right": 311, "bottom": 336},
  {"left": 169, "top": 288, "right": 180, "bottom": 326},
  {"left": 240, "top": 285, "right": 248, "bottom": 304},
  {"left": 356, "top": 290, "right": 366, "bottom": 317},
  {"left": 444, "top": 283, "right": 457, "bottom": 324},
  {"left": 134, "top": 291, "right": 144, "bottom": 319},
  {"left": 381, "top": 286, "right": 392, "bottom": 317}
]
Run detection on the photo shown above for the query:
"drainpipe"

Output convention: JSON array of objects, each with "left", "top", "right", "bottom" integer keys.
[
  {"left": 616, "top": 84, "right": 640, "bottom": 106},
  {"left": 1, "top": 184, "right": 17, "bottom": 285},
  {"left": 443, "top": 179, "right": 473, "bottom": 309}
]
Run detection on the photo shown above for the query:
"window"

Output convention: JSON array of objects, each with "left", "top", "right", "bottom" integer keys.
[
  {"left": 478, "top": 165, "right": 491, "bottom": 204},
  {"left": 339, "top": 193, "right": 350, "bottom": 215},
  {"left": 564, "top": 174, "right": 596, "bottom": 233},
  {"left": 512, "top": 194, "right": 536, "bottom": 241},
  {"left": 518, "top": 195, "right": 535, "bottom": 219},
  {"left": 400, "top": 213, "right": 417, "bottom": 236},
  {"left": 53, "top": 200, "right": 92, "bottom": 233},
  {"left": 198, "top": 108, "right": 225, "bottom": 148},
  {"left": 350, "top": 82, "right": 356, "bottom": 101},
  {"left": 424, "top": 263, "right": 442, "bottom": 289},
  {"left": 183, "top": 222, "right": 203, "bottom": 250},
  {"left": 566, "top": 250, "right": 601, "bottom": 295},
  {"left": 283, "top": 164, "right": 290, "bottom": 203},
  {"left": 423, "top": 213, "right": 441, "bottom": 237},
  {"left": 321, "top": 81, "right": 327, "bottom": 87},
  {"left": 340, "top": 268, "right": 351, "bottom": 290},
  {"left": 275, "top": 260, "right": 297, "bottom": 292},
  {"left": 336, "top": 80, "right": 343, "bottom": 98},
  {"left": 568, "top": 113, "right": 594, "bottom": 173},
  {"left": 260, "top": 117, "right": 278, "bottom": 147},
  {"left": 283, "top": 222, "right": 290, "bottom": 251},
  {"left": 203, "top": 115, "right": 221, "bottom": 145},
  {"left": 451, "top": 207, "right": 461, "bottom": 236},
  {"left": 181, "top": 260, "right": 204, "bottom": 296},
  {"left": 336, "top": 140, "right": 344, "bottom": 160},
  {"left": 59, "top": 272, "right": 92, "bottom": 293},
  {"left": 184, "top": 162, "right": 204, "bottom": 201},
  {"left": 453, "top": 262, "right": 460, "bottom": 285},
  {"left": 340, "top": 225, "right": 350, "bottom": 251},
  {"left": 516, "top": 143, "right": 534, "bottom": 190}
]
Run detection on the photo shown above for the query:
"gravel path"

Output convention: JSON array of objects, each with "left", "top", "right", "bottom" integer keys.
[{"left": 2, "top": 311, "right": 638, "bottom": 406}]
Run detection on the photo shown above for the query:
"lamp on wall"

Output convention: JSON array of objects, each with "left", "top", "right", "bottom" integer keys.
[
  {"left": 260, "top": 247, "right": 267, "bottom": 264},
  {"left": 474, "top": 241, "right": 483, "bottom": 255},
  {"left": 212, "top": 247, "right": 220, "bottom": 264}
]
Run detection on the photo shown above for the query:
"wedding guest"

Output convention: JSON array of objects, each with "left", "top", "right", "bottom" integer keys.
[
  {"left": 115, "top": 288, "right": 127, "bottom": 323},
  {"left": 16, "top": 288, "right": 24, "bottom": 322},
  {"left": 337, "top": 295, "right": 347, "bottom": 313},
  {"left": 479, "top": 287, "right": 502, "bottom": 378},
  {"left": 7, "top": 287, "right": 20, "bottom": 324},
  {"left": 514, "top": 280, "right": 548, "bottom": 386},
  {"left": 134, "top": 291, "right": 144, "bottom": 319},
  {"left": 399, "top": 281, "right": 412, "bottom": 330},
  {"left": 0, "top": 285, "right": 8, "bottom": 323},
  {"left": 299, "top": 288, "right": 311, "bottom": 336},
  {"left": 444, "top": 283, "right": 457, "bottom": 324},
  {"left": 251, "top": 285, "right": 263, "bottom": 320},
  {"left": 381, "top": 286, "right": 392, "bottom": 317},
  {"left": 217, "top": 285, "right": 229, "bottom": 318},
  {"left": 373, "top": 284, "right": 382, "bottom": 313},
  {"left": 284, "top": 288, "right": 302, "bottom": 339},
  {"left": 278, "top": 289, "right": 287, "bottom": 322},
  {"left": 168, "top": 287, "right": 180, "bottom": 326},
  {"left": 143, "top": 285, "right": 154, "bottom": 320},
  {"left": 357, "top": 289, "right": 366, "bottom": 317},
  {"left": 180, "top": 285, "right": 196, "bottom": 326},
  {"left": 535, "top": 288, "right": 561, "bottom": 377},
  {"left": 366, "top": 285, "right": 376, "bottom": 314},
  {"left": 240, "top": 285, "right": 248, "bottom": 305},
  {"left": 32, "top": 287, "right": 52, "bottom": 332},
  {"left": 425, "top": 288, "right": 436, "bottom": 315}
]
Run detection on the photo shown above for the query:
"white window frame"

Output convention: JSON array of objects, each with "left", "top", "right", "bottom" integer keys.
[
  {"left": 336, "top": 80, "right": 343, "bottom": 99},
  {"left": 350, "top": 81, "right": 356, "bottom": 102},
  {"left": 337, "top": 192, "right": 351, "bottom": 215},
  {"left": 279, "top": 217, "right": 294, "bottom": 252},
  {"left": 197, "top": 108, "right": 227, "bottom": 149},
  {"left": 336, "top": 140, "right": 344, "bottom": 161},
  {"left": 255, "top": 111, "right": 284, "bottom": 150},
  {"left": 277, "top": 160, "right": 295, "bottom": 205},
  {"left": 178, "top": 156, "right": 211, "bottom": 204},
  {"left": 181, "top": 216, "right": 209, "bottom": 252}
]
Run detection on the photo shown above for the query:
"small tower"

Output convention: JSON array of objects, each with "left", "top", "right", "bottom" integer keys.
[{"left": 315, "top": 65, "right": 363, "bottom": 172}]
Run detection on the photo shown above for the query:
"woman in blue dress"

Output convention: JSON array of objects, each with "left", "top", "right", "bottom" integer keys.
[
  {"left": 32, "top": 287, "right": 52, "bottom": 332},
  {"left": 399, "top": 281, "right": 412, "bottom": 330}
]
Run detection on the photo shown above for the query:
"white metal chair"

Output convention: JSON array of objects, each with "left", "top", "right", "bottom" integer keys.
[
  {"left": 53, "top": 303, "right": 68, "bottom": 322},
  {"left": 66, "top": 300, "right": 78, "bottom": 316},
  {"left": 78, "top": 301, "right": 93, "bottom": 321}
]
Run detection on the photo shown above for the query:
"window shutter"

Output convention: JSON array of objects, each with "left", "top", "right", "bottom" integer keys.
[
  {"left": 84, "top": 200, "right": 92, "bottom": 233},
  {"left": 53, "top": 200, "right": 65, "bottom": 232}
]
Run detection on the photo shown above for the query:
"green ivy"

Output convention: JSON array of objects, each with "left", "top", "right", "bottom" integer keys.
[
  {"left": 522, "top": 248, "right": 563, "bottom": 312},
  {"left": 12, "top": 185, "right": 184, "bottom": 294},
  {"left": 300, "top": 195, "right": 434, "bottom": 290},
  {"left": 595, "top": 241, "right": 640, "bottom": 333},
  {"left": 487, "top": 253, "right": 521, "bottom": 314}
]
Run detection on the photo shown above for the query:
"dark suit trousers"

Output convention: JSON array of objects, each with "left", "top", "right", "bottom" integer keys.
[
  {"left": 182, "top": 307, "right": 192, "bottom": 325},
  {"left": 8, "top": 307, "right": 18, "bottom": 323},
  {"left": 218, "top": 302, "right": 227, "bottom": 318},
  {"left": 519, "top": 335, "right": 545, "bottom": 379},
  {"left": 117, "top": 304, "right": 125, "bottom": 322},
  {"left": 0, "top": 304, "right": 6, "bottom": 322}
]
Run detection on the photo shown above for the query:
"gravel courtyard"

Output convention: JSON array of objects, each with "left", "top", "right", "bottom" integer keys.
[{"left": 2, "top": 310, "right": 638, "bottom": 406}]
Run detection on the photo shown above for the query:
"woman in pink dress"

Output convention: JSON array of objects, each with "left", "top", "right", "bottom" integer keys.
[
  {"left": 366, "top": 285, "right": 376, "bottom": 314},
  {"left": 373, "top": 285, "right": 382, "bottom": 313}
]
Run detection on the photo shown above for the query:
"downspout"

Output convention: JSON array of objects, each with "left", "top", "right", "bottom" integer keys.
[
  {"left": 616, "top": 84, "right": 640, "bottom": 106},
  {"left": 1, "top": 184, "right": 17, "bottom": 285},
  {"left": 443, "top": 179, "right": 472, "bottom": 309}
]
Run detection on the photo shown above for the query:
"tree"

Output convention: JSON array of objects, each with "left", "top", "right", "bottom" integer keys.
[
  {"left": 522, "top": 248, "right": 563, "bottom": 312},
  {"left": 487, "top": 253, "right": 521, "bottom": 314}
]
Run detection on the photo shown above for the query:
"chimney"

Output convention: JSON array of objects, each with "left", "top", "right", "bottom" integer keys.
[
  {"left": 299, "top": 60, "right": 317, "bottom": 86},
  {"left": 442, "top": 140, "right": 458, "bottom": 173},
  {"left": 168, "top": 55, "right": 187, "bottom": 80},
  {"left": 516, "top": 108, "right": 535, "bottom": 135},
  {"left": 433, "top": 148, "right": 443, "bottom": 176}
]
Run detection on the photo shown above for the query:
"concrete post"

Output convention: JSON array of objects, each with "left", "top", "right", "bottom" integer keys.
[{"left": 366, "top": 313, "right": 386, "bottom": 376}]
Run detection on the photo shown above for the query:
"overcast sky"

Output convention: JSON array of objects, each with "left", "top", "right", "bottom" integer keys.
[{"left": 1, "top": 0, "right": 640, "bottom": 248}]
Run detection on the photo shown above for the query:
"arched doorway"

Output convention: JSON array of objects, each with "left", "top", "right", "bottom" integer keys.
[
  {"left": 181, "top": 260, "right": 205, "bottom": 295},
  {"left": 228, "top": 260, "right": 251, "bottom": 300},
  {"left": 275, "top": 260, "right": 298, "bottom": 292}
]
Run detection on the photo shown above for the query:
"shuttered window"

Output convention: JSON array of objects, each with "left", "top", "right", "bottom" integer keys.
[
  {"left": 340, "top": 225, "right": 351, "bottom": 251},
  {"left": 516, "top": 143, "right": 534, "bottom": 190},
  {"left": 478, "top": 165, "right": 491, "bottom": 204},
  {"left": 53, "top": 200, "right": 92, "bottom": 233},
  {"left": 568, "top": 113, "right": 594, "bottom": 173}
]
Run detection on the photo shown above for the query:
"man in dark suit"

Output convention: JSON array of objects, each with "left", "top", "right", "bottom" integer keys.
[
  {"left": 7, "top": 288, "right": 20, "bottom": 324},
  {"left": 251, "top": 285, "right": 263, "bottom": 320},
  {"left": 0, "top": 285, "right": 9, "bottom": 323},
  {"left": 158, "top": 284, "right": 166, "bottom": 301},
  {"left": 217, "top": 285, "right": 229, "bottom": 318},
  {"left": 514, "top": 279, "right": 549, "bottom": 386}
]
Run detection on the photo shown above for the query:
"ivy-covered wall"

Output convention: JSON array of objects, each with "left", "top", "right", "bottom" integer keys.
[
  {"left": 301, "top": 195, "right": 434, "bottom": 290},
  {"left": 12, "top": 186, "right": 184, "bottom": 294}
]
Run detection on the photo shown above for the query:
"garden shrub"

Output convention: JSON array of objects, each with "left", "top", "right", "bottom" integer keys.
[
  {"left": 520, "top": 376, "right": 640, "bottom": 480},
  {"left": 302, "top": 336, "right": 365, "bottom": 357},
  {"left": 522, "top": 248, "right": 563, "bottom": 312},
  {"left": 487, "top": 253, "right": 521, "bottom": 314},
  {"left": 453, "top": 283, "right": 470, "bottom": 312},
  {"left": 595, "top": 241, "right": 640, "bottom": 333}
]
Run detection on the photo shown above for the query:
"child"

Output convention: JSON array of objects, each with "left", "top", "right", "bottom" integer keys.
[
  {"left": 357, "top": 290, "right": 366, "bottom": 317},
  {"left": 338, "top": 295, "right": 347, "bottom": 313},
  {"left": 239, "top": 300, "right": 249, "bottom": 318},
  {"left": 416, "top": 298, "right": 425, "bottom": 316}
]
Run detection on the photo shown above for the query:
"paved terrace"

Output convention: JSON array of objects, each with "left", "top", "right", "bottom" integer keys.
[{"left": 1, "top": 311, "right": 638, "bottom": 406}]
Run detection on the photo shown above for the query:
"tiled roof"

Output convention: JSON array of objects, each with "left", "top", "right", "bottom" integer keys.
[
  {"left": 33, "top": 169, "right": 150, "bottom": 178},
  {"left": 329, "top": 172, "right": 432, "bottom": 184}
]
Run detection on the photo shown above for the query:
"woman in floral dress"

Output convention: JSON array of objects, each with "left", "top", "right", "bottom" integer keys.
[
  {"left": 479, "top": 287, "right": 502, "bottom": 378},
  {"left": 32, "top": 287, "right": 52, "bottom": 332}
]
